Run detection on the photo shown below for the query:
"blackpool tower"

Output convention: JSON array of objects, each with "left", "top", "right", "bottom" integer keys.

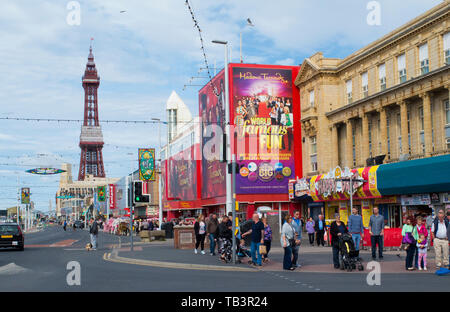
[{"left": 78, "top": 44, "right": 105, "bottom": 180}]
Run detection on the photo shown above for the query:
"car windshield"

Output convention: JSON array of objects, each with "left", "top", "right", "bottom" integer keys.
[{"left": 0, "top": 225, "right": 19, "bottom": 235}]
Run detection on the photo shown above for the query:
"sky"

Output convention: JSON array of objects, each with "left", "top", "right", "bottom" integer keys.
[{"left": 0, "top": 0, "right": 442, "bottom": 212}]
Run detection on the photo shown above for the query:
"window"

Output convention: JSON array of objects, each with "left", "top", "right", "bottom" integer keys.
[
  {"left": 419, "top": 106, "right": 425, "bottom": 154},
  {"left": 309, "top": 90, "right": 315, "bottom": 107},
  {"left": 346, "top": 79, "right": 352, "bottom": 104},
  {"left": 397, "top": 53, "right": 406, "bottom": 83},
  {"left": 379, "top": 63, "right": 386, "bottom": 91},
  {"left": 444, "top": 32, "right": 450, "bottom": 65},
  {"left": 310, "top": 136, "right": 317, "bottom": 172},
  {"left": 419, "top": 43, "right": 429, "bottom": 75},
  {"left": 361, "top": 72, "right": 368, "bottom": 98}
]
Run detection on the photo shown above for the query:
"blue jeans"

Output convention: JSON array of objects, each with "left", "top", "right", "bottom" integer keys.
[
  {"left": 351, "top": 233, "right": 361, "bottom": 251},
  {"left": 292, "top": 245, "right": 300, "bottom": 266},
  {"left": 283, "top": 246, "right": 293, "bottom": 270},
  {"left": 250, "top": 241, "right": 262, "bottom": 265},
  {"left": 209, "top": 234, "right": 216, "bottom": 254},
  {"left": 90, "top": 234, "right": 97, "bottom": 249}
]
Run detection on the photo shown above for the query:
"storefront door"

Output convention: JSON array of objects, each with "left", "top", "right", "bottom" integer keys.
[{"left": 388, "top": 205, "right": 402, "bottom": 228}]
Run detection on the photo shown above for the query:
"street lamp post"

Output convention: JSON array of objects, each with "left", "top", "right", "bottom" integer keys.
[
  {"left": 240, "top": 18, "right": 255, "bottom": 63},
  {"left": 212, "top": 39, "right": 237, "bottom": 263},
  {"left": 151, "top": 118, "right": 163, "bottom": 230}
]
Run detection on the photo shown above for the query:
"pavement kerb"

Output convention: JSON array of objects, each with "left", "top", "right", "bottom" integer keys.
[{"left": 103, "top": 249, "right": 257, "bottom": 272}]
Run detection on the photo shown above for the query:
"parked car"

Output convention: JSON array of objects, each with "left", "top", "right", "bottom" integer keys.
[
  {"left": 74, "top": 220, "right": 84, "bottom": 229},
  {"left": 0, "top": 223, "right": 24, "bottom": 251}
]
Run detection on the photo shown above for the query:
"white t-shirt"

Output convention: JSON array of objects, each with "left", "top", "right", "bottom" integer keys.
[
  {"left": 431, "top": 221, "right": 447, "bottom": 239},
  {"left": 199, "top": 221, "right": 206, "bottom": 235}
]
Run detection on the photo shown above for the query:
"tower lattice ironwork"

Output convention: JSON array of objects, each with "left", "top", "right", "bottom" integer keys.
[{"left": 78, "top": 45, "right": 105, "bottom": 180}]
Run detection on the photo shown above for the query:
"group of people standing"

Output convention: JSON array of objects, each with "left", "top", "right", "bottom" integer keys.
[
  {"left": 401, "top": 209, "right": 450, "bottom": 271},
  {"left": 193, "top": 213, "right": 273, "bottom": 267}
]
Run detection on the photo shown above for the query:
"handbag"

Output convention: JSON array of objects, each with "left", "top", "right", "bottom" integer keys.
[
  {"left": 259, "top": 244, "right": 267, "bottom": 255},
  {"left": 402, "top": 232, "right": 416, "bottom": 245}
]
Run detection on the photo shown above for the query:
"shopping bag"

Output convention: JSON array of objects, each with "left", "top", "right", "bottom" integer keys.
[
  {"left": 324, "top": 231, "right": 328, "bottom": 242},
  {"left": 259, "top": 244, "right": 267, "bottom": 255}
]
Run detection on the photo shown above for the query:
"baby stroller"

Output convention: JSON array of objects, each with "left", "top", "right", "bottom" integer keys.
[
  {"left": 218, "top": 238, "right": 232, "bottom": 263},
  {"left": 339, "top": 233, "right": 364, "bottom": 272}
]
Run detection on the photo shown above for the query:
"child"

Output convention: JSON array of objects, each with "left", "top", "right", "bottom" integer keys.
[{"left": 416, "top": 233, "right": 428, "bottom": 271}]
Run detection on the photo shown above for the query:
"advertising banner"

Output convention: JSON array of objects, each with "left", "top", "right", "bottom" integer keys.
[
  {"left": 231, "top": 66, "right": 295, "bottom": 194},
  {"left": 21, "top": 187, "right": 30, "bottom": 204},
  {"left": 108, "top": 184, "right": 116, "bottom": 210},
  {"left": 199, "top": 70, "right": 226, "bottom": 199},
  {"left": 168, "top": 145, "right": 197, "bottom": 201},
  {"left": 97, "top": 186, "right": 106, "bottom": 202},
  {"left": 139, "top": 148, "right": 156, "bottom": 181}
]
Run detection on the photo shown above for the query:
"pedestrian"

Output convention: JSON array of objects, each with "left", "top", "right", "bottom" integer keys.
[
  {"left": 261, "top": 217, "right": 272, "bottom": 263},
  {"left": 206, "top": 213, "right": 219, "bottom": 256},
  {"left": 217, "top": 215, "right": 232, "bottom": 262},
  {"left": 306, "top": 217, "right": 315, "bottom": 246},
  {"left": 89, "top": 217, "right": 99, "bottom": 250},
  {"left": 402, "top": 216, "right": 418, "bottom": 271},
  {"left": 330, "top": 213, "right": 348, "bottom": 269},
  {"left": 281, "top": 215, "right": 296, "bottom": 271},
  {"left": 63, "top": 220, "right": 67, "bottom": 231},
  {"left": 314, "top": 214, "right": 326, "bottom": 246},
  {"left": 194, "top": 214, "right": 206, "bottom": 255},
  {"left": 242, "top": 213, "right": 265, "bottom": 267},
  {"left": 416, "top": 233, "right": 428, "bottom": 271},
  {"left": 291, "top": 211, "right": 303, "bottom": 268},
  {"left": 414, "top": 216, "right": 428, "bottom": 269},
  {"left": 347, "top": 207, "right": 364, "bottom": 258},
  {"left": 72, "top": 220, "right": 76, "bottom": 231},
  {"left": 369, "top": 207, "right": 384, "bottom": 260},
  {"left": 431, "top": 209, "right": 449, "bottom": 269}
]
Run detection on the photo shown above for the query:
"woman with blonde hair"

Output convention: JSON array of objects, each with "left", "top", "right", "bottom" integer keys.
[{"left": 194, "top": 214, "right": 207, "bottom": 254}]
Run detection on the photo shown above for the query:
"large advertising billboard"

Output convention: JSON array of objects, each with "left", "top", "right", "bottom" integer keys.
[
  {"left": 230, "top": 66, "right": 297, "bottom": 194},
  {"left": 167, "top": 145, "right": 198, "bottom": 201},
  {"left": 199, "top": 70, "right": 226, "bottom": 199}
]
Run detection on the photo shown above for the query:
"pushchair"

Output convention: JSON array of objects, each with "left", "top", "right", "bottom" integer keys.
[
  {"left": 236, "top": 238, "right": 251, "bottom": 263},
  {"left": 339, "top": 233, "right": 364, "bottom": 272},
  {"left": 218, "top": 238, "right": 232, "bottom": 263}
]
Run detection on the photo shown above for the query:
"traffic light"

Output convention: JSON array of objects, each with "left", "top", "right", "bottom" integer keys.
[{"left": 133, "top": 181, "right": 149, "bottom": 203}]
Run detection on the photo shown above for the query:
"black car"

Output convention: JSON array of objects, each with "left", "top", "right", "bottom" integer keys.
[
  {"left": 74, "top": 220, "right": 84, "bottom": 229},
  {"left": 0, "top": 223, "right": 24, "bottom": 251}
]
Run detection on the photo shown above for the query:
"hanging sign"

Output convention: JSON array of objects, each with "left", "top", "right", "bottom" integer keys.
[
  {"left": 26, "top": 168, "right": 66, "bottom": 175},
  {"left": 139, "top": 148, "right": 156, "bottom": 181}
]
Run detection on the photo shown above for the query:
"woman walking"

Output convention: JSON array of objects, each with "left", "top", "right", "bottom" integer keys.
[
  {"left": 262, "top": 217, "right": 272, "bottom": 263},
  {"left": 194, "top": 214, "right": 207, "bottom": 254},
  {"left": 402, "top": 216, "right": 418, "bottom": 271},
  {"left": 306, "top": 217, "right": 315, "bottom": 246},
  {"left": 330, "top": 213, "right": 348, "bottom": 269},
  {"left": 281, "top": 215, "right": 296, "bottom": 271}
]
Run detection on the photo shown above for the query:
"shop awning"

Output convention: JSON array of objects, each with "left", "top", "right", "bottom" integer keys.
[{"left": 377, "top": 154, "right": 450, "bottom": 195}]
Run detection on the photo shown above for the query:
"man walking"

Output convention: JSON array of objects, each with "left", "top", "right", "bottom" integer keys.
[
  {"left": 207, "top": 213, "right": 219, "bottom": 256},
  {"left": 369, "top": 207, "right": 384, "bottom": 260},
  {"left": 431, "top": 209, "right": 449, "bottom": 269},
  {"left": 291, "top": 211, "right": 303, "bottom": 268},
  {"left": 347, "top": 207, "right": 364, "bottom": 258},
  {"left": 89, "top": 217, "right": 99, "bottom": 250},
  {"left": 314, "top": 214, "right": 326, "bottom": 246},
  {"left": 242, "top": 213, "right": 265, "bottom": 266},
  {"left": 63, "top": 220, "right": 67, "bottom": 231}
]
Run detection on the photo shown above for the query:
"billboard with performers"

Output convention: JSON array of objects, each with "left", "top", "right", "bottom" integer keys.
[
  {"left": 168, "top": 145, "right": 198, "bottom": 201},
  {"left": 199, "top": 69, "right": 226, "bottom": 199},
  {"left": 230, "top": 65, "right": 299, "bottom": 194},
  {"left": 21, "top": 187, "right": 30, "bottom": 204},
  {"left": 139, "top": 148, "right": 156, "bottom": 181}
]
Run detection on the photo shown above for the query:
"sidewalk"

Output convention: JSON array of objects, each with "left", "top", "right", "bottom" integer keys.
[{"left": 105, "top": 239, "right": 441, "bottom": 274}]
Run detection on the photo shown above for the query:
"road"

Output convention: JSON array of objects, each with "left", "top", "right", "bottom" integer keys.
[{"left": 0, "top": 225, "right": 448, "bottom": 292}]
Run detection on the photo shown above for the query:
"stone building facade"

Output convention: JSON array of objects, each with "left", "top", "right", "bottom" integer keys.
[{"left": 296, "top": 1, "right": 450, "bottom": 176}]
